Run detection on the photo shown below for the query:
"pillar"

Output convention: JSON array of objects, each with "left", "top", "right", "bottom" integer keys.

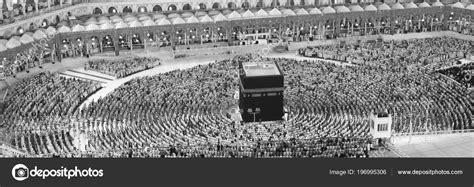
[
  {"left": 0, "top": 3, "right": 3, "bottom": 20},
  {"left": 113, "top": 32, "right": 120, "bottom": 56},
  {"left": 47, "top": 0, "right": 51, "bottom": 8},
  {"left": 21, "top": 3, "right": 26, "bottom": 14},
  {"left": 226, "top": 25, "right": 233, "bottom": 46},
  {"left": 60, "top": 0, "right": 63, "bottom": 7},
  {"left": 34, "top": 0, "right": 39, "bottom": 12}
]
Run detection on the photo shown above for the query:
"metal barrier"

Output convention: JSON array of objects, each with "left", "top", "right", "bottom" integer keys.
[{"left": 393, "top": 129, "right": 474, "bottom": 137}]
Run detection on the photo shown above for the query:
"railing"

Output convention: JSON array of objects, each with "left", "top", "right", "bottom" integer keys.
[
  {"left": 393, "top": 129, "right": 474, "bottom": 137},
  {"left": 385, "top": 142, "right": 410, "bottom": 158}
]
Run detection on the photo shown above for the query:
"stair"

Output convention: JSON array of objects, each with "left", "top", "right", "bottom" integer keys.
[{"left": 59, "top": 68, "right": 116, "bottom": 85}]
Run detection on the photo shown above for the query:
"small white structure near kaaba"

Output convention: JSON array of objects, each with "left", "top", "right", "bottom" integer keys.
[{"left": 369, "top": 111, "right": 392, "bottom": 139}]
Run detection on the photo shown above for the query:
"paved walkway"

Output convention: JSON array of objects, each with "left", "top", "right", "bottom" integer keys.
[{"left": 393, "top": 133, "right": 474, "bottom": 157}]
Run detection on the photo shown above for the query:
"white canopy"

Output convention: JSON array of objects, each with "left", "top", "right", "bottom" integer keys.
[
  {"left": 335, "top": 6, "right": 350, "bottom": 13},
  {"left": 6, "top": 38, "right": 21, "bottom": 49},
  {"left": 268, "top": 8, "right": 282, "bottom": 16},
  {"left": 227, "top": 11, "right": 242, "bottom": 19},
  {"left": 295, "top": 8, "right": 309, "bottom": 15},
  {"left": 98, "top": 19, "right": 110, "bottom": 24},
  {"left": 85, "top": 24, "right": 100, "bottom": 31},
  {"left": 466, "top": 4, "right": 474, "bottom": 10},
  {"left": 57, "top": 25, "right": 71, "bottom": 33},
  {"left": 33, "top": 30, "right": 47, "bottom": 40},
  {"left": 0, "top": 39, "right": 7, "bottom": 46},
  {"left": 0, "top": 44, "right": 7, "bottom": 52},
  {"left": 100, "top": 22, "right": 114, "bottom": 30},
  {"left": 45, "top": 26, "right": 57, "bottom": 35},
  {"left": 71, "top": 24, "right": 85, "bottom": 32},
  {"left": 142, "top": 19, "right": 156, "bottom": 26},
  {"left": 321, "top": 6, "right": 336, "bottom": 14},
  {"left": 115, "top": 22, "right": 129, "bottom": 29},
  {"left": 309, "top": 8, "right": 322, "bottom": 14},
  {"left": 241, "top": 10, "right": 255, "bottom": 17},
  {"left": 377, "top": 3, "right": 391, "bottom": 10},
  {"left": 255, "top": 9, "right": 269, "bottom": 17},
  {"left": 19, "top": 34, "right": 34, "bottom": 44},
  {"left": 129, "top": 20, "right": 143, "bottom": 27},
  {"left": 156, "top": 18, "right": 171, "bottom": 25},
  {"left": 391, "top": 3, "right": 405, "bottom": 9},
  {"left": 186, "top": 16, "right": 200, "bottom": 24},
  {"left": 200, "top": 15, "right": 214, "bottom": 22},
  {"left": 97, "top": 16, "right": 109, "bottom": 21},
  {"left": 282, "top": 9, "right": 296, "bottom": 16},
  {"left": 350, "top": 5, "right": 365, "bottom": 12},
  {"left": 172, "top": 17, "right": 186, "bottom": 24},
  {"left": 212, "top": 14, "right": 227, "bottom": 22},
  {"left": 431, "top": 2, "right": 444, "bottom": 7},
  {"left": 404, "top": 2, "right": 418, "bottom": 9},
  {"left": 451, "top": 2, "right": 465, "bottom": 8},
  {"left": 418, "top": 2, "right": 431, "bottom": 8}
]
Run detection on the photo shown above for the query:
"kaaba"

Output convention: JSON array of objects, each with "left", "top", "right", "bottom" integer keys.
[{"left": 239, "top": 60, "right": 284, "bottom": 122}]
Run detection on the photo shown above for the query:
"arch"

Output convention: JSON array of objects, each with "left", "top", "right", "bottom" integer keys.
[
  {"left": 242, "top": 2, "right": 250, "bottom": 9},
  {"left": 212, "top": 2, "right": 220, "bottom": 9},
  {"left": 108, "top": 7, "right": 117, "bottom": 14},
  {"left": 228, "top": 2, "right": 237, "bottom": 9},
  {"left": 153, "top": 5, "right": 162, "bottom": 12},
  {"left": 183, "top": 4, "right": 192, "bottom": 10},
  {"left": 198, "top": 3, "right": 207, "bottom": 10},
  {"left": 257, "top": 0, "right": 263, "bottom": 8},
  {"left": 138, "top": 6, "right": 147, "bottom": 13},
  {"left": 102, "top": 35, "right": 114, "bottom": 47},
  {"left": 123, "top": 6, "right": 132, "bottom": 13},
  {"left": 168, "top": 4, "right": 177, "bottom": 11},
  {"left": 93, "top": 7, "right": 102, "bottom": 15},
  {"left": 41, "top": 19, "right": 49, "bottom": 28},
  {"left": 271, "top": 1, "right": 280, "bottom": 7}
]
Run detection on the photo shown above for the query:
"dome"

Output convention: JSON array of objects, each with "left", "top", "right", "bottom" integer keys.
[
  {"left": 195, "top": 11, "right": 207, "bottom": 17},
  {"left": 32, "top": 30, "right": 47, "bottom": 40},
  {"left": 167, "top": 13, "right": 180, "bottom": 19},
  {"left": 377, "top": 3, "right": 391, "bottom": 10},
  {"left": 308, "top": 8, "right": 322, "bottom": 14},
  {"left": 138, "top": 15, "right": 151, "bottom": 21},
  {"left": 227, "top": 11, "right": 241, "bottom": 19},
  {"left": 212, "top": 13, "right": 227, "bottom": 22},
  {"left": 186, "top": 16, "right": 200, "bottom": 24},
  {"left": 404, "top": 2, "right": 418, "bottom": 9},
  {"left": 418, "top": 2, "right": 431, "bottom": 8},
  {"left": 142, "top": 19, "right": 156, "bottom": 26},
  {"left": 19, "top": 34, "right": 34, "bottom": 44},
  {"left": 431, "top": 1, "right": 444, "bottom": 6},
  {"left": 451, "top": 2, "right": 465, "bottom": 8},
  {"left": 350, "top": 5, "right": 365, "bottom": 12},
  {"left": 85, "top": 23, "right": 100, "bottom": 31},
  {"left": 71, "top": 24, "right": 85, "bottom": 32},
  {"left": 115, "top": 22, "right": 129, "bottom": 29},
  {"left": 208, "top": 10, "right": 221, "bottom": 16},
  {"left": 335, "top": 6, "right": 350, "bottom": 13},
  {"left": 129, "top": 20, "right": 143, "bottom": 27},
  {"left": 124, "top": 16, "right": 137, "bottom": 22},
  {"left": 172, "top": 17, "right": 185, "bottom": 25},
  {"left": 181, "top": 12, "right": 194, "bottom": 18},
  {"left": 241, "top": 10, "right": 255, "bottom": 17},
  {"left": 255, "top": 9, "right": 269, "bottom": 17},
  {"left": 282, "top": 9, "right": 296, "bottom": 15},
  {"left": 100, "top": 22, "right": 115, "bottom": 30},
  {"left": 200, "top": 15, "right": 214, "bottom": 22},
  {"left": 391, "top": 3, "right": 405, "bottom": 9},
  {"left": 321, "top": 6, "right": 336, "bottom": 14},
  {"left": 364, "top": 4, "right": 377, "bottom": 11},
  {"left": 57, "top": 25, "right": 71, "bottom": 33},
  {"left": 6, "top": 37, "right": 21, "bottom": 48},
  {"left": 268, "top": 8, "right": 282, "bottom": 16},
  {"left": 295, "top": 8, "right": 309, "bottom": 15}
]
